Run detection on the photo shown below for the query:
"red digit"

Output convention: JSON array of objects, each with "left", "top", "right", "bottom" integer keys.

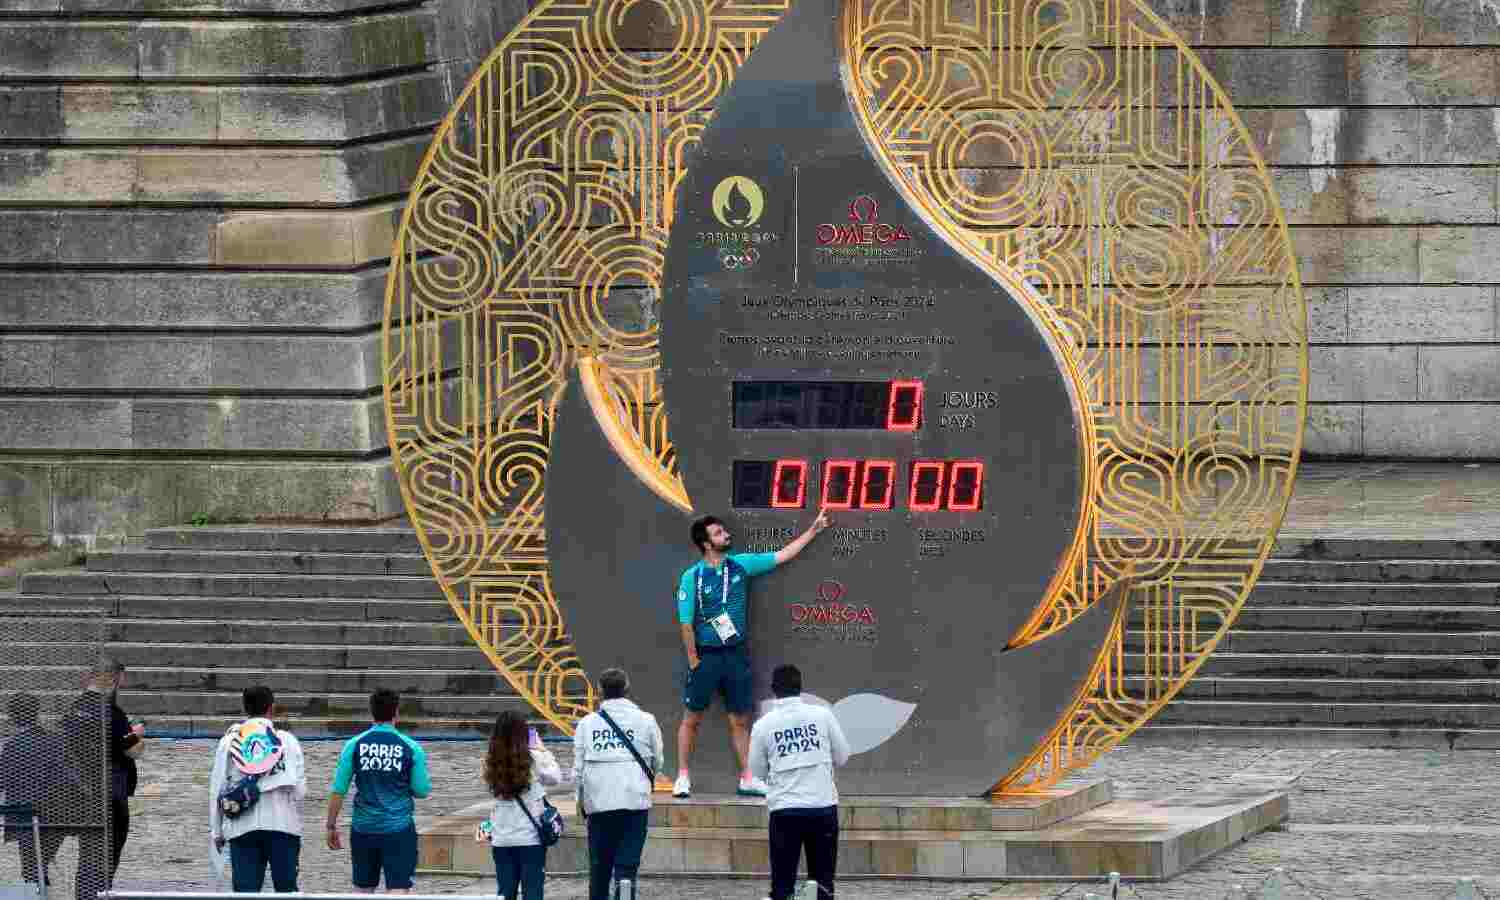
[
  {"left": 819, "top": 460, "right": 858, "bottom": 510},
  {"left": 859, "top": 460, "right": 896, "bottom": 510},
  {"left": 946, "top": 461, "right": 985, "bottom": 511},
  {"left": 908, "top": 460, "right": 945, "bottom": 512},
  {"left": 771, "top": 459, "right": 808, "bottom": 509},
  {"left": 886, "top": 380, "right": 923, "bottom": 431}
]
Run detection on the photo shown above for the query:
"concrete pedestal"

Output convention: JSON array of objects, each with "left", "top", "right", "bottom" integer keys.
[{"left": 417, "top": 779, "right": 1287, "bottom": 880}]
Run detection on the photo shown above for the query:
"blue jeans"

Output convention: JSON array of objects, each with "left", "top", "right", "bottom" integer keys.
[
  {"left": 228, "top": 830, "right": 300, "bottom": 893},
  {"left": 492, "top": 844, "right": 546, "bottom": 900}
]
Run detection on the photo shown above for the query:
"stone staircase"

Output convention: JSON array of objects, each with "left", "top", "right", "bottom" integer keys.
[
  {"left": 2, "top": 524, "right": 544, "bottom": 738},
  {"left": 8, "top": 524, "right": 1500, "bottom": 746},
  {"left": 1136, "top": 537, "right": 1500, "bottom": 747}
]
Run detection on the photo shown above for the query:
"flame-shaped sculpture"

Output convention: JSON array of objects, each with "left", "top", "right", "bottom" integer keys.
[{"left": 384, "top": 0, "right": 1305, "bottom": 794}]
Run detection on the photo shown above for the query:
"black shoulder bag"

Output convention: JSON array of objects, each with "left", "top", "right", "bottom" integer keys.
[
  {"left": 514, "top": 792, "right": 565, "bottom": 847},
  {"left": 598, "top": 709, "right": 656, "bottom": 784}
]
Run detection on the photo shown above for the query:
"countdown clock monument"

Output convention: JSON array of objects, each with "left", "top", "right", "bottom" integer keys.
[{"left": 549, "top": 0, "right": 1125, "bottom": 798}]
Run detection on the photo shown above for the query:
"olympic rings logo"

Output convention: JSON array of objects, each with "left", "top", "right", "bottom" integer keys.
[{"left": 719, "top": 247, "right": 761, "bottom": 269}]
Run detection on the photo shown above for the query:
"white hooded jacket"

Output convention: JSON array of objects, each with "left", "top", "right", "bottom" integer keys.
[
  {"left": 572, "top": 698, "right": 664, "bottom": 814},
  {"left": 208, "top": 719, "right": 307, "bottom": 843}
]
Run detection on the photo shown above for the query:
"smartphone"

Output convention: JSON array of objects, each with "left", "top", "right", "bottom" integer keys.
[{"left": 527, "top": 726, "right": 541, "bottom": 749}]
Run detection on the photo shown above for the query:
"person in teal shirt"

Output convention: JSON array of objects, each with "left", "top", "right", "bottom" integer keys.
[
  {"left": 325, "top": 689, "right": 432, "bottom": 893},
  {"left": 673, "top": 512, "right": 830, "bottom": 799}
]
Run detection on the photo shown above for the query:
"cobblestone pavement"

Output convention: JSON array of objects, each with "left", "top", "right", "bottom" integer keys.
[{"left": 83, "top": 741, "right": 1500, "bottom": 899}]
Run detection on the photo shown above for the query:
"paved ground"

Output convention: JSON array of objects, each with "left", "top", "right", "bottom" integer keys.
[{"left": 17, "top": 740, "right": 1489, "bottom": 899}]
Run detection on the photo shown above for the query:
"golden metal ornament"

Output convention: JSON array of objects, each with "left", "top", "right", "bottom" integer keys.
[
  {"left": 840, "top": 0, "right": 1307, "bottom": 789},
  {"left": 384, "top": 0, "right": 1307, "bottom": 788}
]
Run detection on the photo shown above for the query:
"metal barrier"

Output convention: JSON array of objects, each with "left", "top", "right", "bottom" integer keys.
[
  {"left": 0, "top": 612, "right": 111, "bottom": 900},
  {"left": 91, "top": 874, "right": 1500, "bottom": 900}
]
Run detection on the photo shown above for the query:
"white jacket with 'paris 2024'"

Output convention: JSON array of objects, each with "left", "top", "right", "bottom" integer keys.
[
  {"left": 573, "top": 698, "right": 664, "bottom": 814},
  {"left": 749, "top": 696, "right": 850, "bottom": 813}
]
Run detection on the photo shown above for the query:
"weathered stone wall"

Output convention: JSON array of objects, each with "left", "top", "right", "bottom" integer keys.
[
  {"left": 1, "top": 0, "right": 1497, "bottom": 545},
  {"left": 1142, "top": 0, "right": 1500, "bottom": 458},
  {"left": 0, "top": 0, "right": 525, "bottom": 546}
]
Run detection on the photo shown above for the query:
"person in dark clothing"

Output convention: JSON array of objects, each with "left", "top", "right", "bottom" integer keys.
[
  {"left": 1, "top": 692, "right": 70, "bottom": 885},
  {"left": 61, "top": 657, "right": 144, "bottom": 900}
]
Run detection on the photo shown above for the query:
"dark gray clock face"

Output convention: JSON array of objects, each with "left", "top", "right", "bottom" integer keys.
[{"left": 549, "top": 0, "right": 1121, "bottom": 796}]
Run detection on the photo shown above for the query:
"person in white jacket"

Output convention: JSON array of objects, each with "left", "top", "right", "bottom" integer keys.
[
  {"left": 484, "top": 710, "right": 563, "bottom": 899},
  {"left": 749, "top": 665, "right": 850, "bottom": 900},
  {"left": 573, "top": 669, "right": 663, "bottom": 900},
  {"left": 208, "top": 686, "right": 307, "bottom": 893}
]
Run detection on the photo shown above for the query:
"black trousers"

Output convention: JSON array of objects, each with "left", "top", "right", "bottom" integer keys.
[
  {"left": 768, "top": 806, "right": 838, "bottom": 900},
  {"left": 586, "top": 809, "right": 649, "bottom": 900}
]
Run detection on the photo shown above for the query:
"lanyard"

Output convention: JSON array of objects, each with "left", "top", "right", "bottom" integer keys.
[{"left": 696, "top": 561, "right": 731, "bottom": 621}]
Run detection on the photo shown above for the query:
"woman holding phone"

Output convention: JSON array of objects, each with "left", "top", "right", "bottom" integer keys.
[{"left": 484, "top": 710, "right": 563, "bottom": 899}]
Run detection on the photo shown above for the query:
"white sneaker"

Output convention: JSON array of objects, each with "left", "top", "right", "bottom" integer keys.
[
  {"left": 737, "top": 775, "right": 768, "bottom": 797},
  {"left": 672, "top": 772, "right": 691, "bottom": 798}
]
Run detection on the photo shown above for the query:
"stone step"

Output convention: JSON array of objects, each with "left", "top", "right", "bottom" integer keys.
[
  {"left": 7, "top": 641, "right": 493, "bottom": 670},
  {"left": 1127, "top": 652, "right": 1500, "bottom": 680},
  {"left": 1154, "top": 700, "right": 1500, "bottom": 729},
  {"left": 1248, "top": 581, "right": 1500, "bottom": 606},
  {"left": 0, "top": 665, "right": 515, "bottom": 696},
  {"left": 86, "top": 549, "right": 433, "bottom": 576},
  {"left": 115, "top": 715, "right": 515, "bottom": 741},
  {"left": 99, "top": 617, "right": 476, "bottom": 647},
  {"left": 1261, "top": 558, "right": 1500, "bottom": 583},
  {"left": 145, "top": 525, "right": 423, "bottom": 554},
  {"left": 1273, "top": 538, "right": 1500, "bottom": 561},
  {"left": 143, "top": 524, "right": 539, "bottom": 554},
  {"left": 22, "top": 569, "right": 446, "bottom": 599},
  {"left": 0, "top": 689, "right": 531, "bottom": 720},
  {"left": 1129, "top": 606, "right": 1500, "bottom": 631},
  {"left": 5, "top": 594, "right": 459, "bottom": 623},
  {"left": 1124, "top": 629, "right": 1500, "bottom": 655},
  {"left": 1135, "top": 724, "right": 1500, "bottom": 749},
  {"left": 1130, "top": 675, "right": 1500, "bottom": 702}
]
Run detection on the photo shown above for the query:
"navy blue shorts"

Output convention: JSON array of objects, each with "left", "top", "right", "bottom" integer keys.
[
  {"left": 684, "top": 645, "right": 753, "bottom": 714},
  {"left": 350, "top": 826, "right": 417, "bottom": 890}
]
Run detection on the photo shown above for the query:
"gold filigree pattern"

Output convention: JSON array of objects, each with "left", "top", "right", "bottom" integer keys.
[
  {"left": 384, "top": 0, "right": 1306, "bottom": 786},
  {"left": 841, "top": 0, "right": 1306, "bottom": 789},
  {"left": 384, "top": 0, "right": 790, "bottom": 731}
]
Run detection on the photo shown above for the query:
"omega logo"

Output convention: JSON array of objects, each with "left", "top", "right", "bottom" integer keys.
[{"left": 815, "top": 196, "right": 913, "bottom": 246}]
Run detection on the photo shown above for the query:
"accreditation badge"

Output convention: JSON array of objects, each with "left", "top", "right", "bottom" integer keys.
[{"left": 710, "top": 612, "right": 740, "bottom": 642}]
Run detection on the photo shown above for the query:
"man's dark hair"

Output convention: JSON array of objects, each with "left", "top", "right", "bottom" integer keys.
[
  {"left": 599, "top": 668, "right": 630, "bottom": 700},
  {"left": 370, "top": 688, "right": 400, "bottom": 723},
  {"left": 690, "top": 515, "right": 724, "bottom": 553},
  {"left": 243, "top": 685, "right": 275, "bottom": 717},
  {"left": 771, "top": 664, "right": 802, "bottom": 699},
  {"left": 7, "top": 693, "right": 39, "bottom": 728}
]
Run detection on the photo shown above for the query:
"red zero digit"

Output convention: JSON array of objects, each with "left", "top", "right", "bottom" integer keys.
[
  {"left": 820, "top": 459, "right": 858, "bottom": 510},
  {"left": 909, "top": 460, "right": 945, "bottom": 511},
  {"left": 947, "top": 461, "right": 985, "bottom": 511},
  {"left": 859, "top": 460, "right": 896, "bottom": 509},
  {"left": 886, "top": 380, "right": 923, "bottom": 431},
  {"left": 771, "top": 459, "right": 808, "bottom": 508}
]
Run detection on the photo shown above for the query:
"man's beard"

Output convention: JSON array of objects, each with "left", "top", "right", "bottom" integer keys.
[{"left": 718, "top": 538, "right": 733, "bottom": 551}]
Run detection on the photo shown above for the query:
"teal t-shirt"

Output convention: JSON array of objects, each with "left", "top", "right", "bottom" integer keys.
[
  {"left": 676, "top": 552, "right": 778, "bottom": 648},
  {"left": 330, "top": 723, "right": 432, "bottom": 834}
]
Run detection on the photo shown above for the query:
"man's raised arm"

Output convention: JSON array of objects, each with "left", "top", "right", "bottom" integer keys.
[{"left": 774, "top": 510, "right": 832, "bottom": 566}]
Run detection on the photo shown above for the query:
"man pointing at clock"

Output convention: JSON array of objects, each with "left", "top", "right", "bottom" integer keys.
[{"left": 674, "top": 511, "right": 831, "bottom": 798}]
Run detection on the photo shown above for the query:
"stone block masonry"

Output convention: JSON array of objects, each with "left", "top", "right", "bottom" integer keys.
[
  {"left": 0, "top": 0, "right": 527, "bottom": 546},
  {"left": 4, "top": 0, "right": 1500, "bottom": 547}
]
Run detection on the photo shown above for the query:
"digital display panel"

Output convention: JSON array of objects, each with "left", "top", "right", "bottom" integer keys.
[
  {"left": 733, "top": 457, "right": 984, "bottom": 511},
  {"left": 733, "top": 381, "right": 921, "bottom": 430}
]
